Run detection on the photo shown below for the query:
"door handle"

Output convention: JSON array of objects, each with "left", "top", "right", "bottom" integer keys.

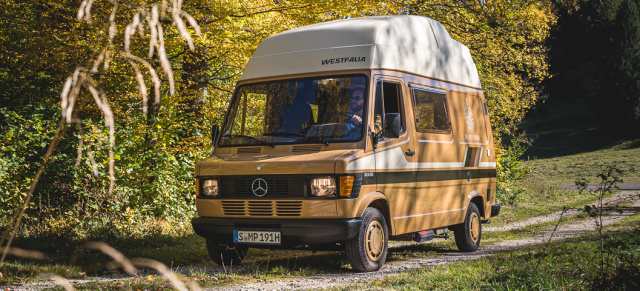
[{"left": 405, "top": 150, "right": 415, "bottom": 156}]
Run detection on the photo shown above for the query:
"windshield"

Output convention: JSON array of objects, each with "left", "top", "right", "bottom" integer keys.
[{"left": 220, "top": 75, "right": 368, "bottom": 147}]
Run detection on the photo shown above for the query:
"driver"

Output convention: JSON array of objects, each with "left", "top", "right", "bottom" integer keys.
[
  {"left": 348, "top": 88, "right": 365, "bottom": 126},
  {"left": 346, "top": 88, "right": 382, "bottom": 139}
]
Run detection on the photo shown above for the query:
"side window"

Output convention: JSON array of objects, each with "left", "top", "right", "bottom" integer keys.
[
  {"left": 412, "top": 87, "right": 450, "bottom": 132},
  {"left": 374, "top": 80, "right": 404, "bottom": 139}
]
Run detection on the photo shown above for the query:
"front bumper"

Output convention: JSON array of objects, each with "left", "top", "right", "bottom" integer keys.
[{"left": 191, "top": 217, "right": 362, "bottom": 247}]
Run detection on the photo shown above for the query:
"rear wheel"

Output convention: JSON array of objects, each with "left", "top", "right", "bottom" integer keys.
[
  {"left": 206, "top": 239, "right": 248, "bottom": 266},
  {"left": 346, "top": 207, "right": 388, "bottom": 272},
  {"left": 453, "top": 202, "right": 481, "bottom": 252}
]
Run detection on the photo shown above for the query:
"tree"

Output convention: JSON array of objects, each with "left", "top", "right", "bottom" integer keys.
[
  {"left": 411, "top": 1, "right": 557, "bottom": 202},
  {"left": 608, "top": 0, "right": 640, "bottom": 127},
  {"left": 413, "top": 0, "right": 556, "bottom": 137},
  {"left": 0, "top": 0, "right": 412, "bottom": 236},
  {"left": 548, "top": 0, "right": 640, "bottom": 131}
]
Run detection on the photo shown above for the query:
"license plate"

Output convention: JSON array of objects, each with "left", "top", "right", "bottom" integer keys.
[{"left": 233, "top": 230, "right": 281, "bottom": 245}]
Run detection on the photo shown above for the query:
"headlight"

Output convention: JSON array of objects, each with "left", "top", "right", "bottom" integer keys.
[
  {"left": 201, "top": 179, "right": 219, "bottom": 197},
  {"left": 311, "top": 177, "right": 336, "bottom": 197}
]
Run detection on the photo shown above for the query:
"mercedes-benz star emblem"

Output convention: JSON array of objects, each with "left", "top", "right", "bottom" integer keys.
[{"left": 252, "top": 178, "right": 268, "bottom": 197}]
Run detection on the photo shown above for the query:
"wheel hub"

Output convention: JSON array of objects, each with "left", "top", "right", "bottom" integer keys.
[
  {"left": 470, "top": 212, "right": 480, "bottom": 243},
  {"left": 366, "top": 221, "right": 384, "bottom": 262}
]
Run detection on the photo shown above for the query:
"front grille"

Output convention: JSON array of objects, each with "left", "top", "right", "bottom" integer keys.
[
  {"left": 221, "top": 200, "right": 303, "bottom": 217},
  {"left": 220, "top": 176, "right": 306, "bottom": 198},
  {"left": 275, "top": 201, "right": 304, "bottom": 216},
  {"left": 248, "top": 201, "right": 272, "bottom": 216},
  {"left": 221, "top": 201, "right": 245, "bottom": 215}
]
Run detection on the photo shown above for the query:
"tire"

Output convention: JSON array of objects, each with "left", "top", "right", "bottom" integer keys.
[
  {"left": 205, "top": 239, "right": 248, "bottom": 266},
  {"left": 453, "top": 202, "right": 482, "bottom": 252},
  {"left": 345, "top": 207, "right": 389, "bottom": 272}
]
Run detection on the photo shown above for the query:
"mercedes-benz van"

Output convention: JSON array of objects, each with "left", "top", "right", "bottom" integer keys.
[{"left": 191, "top": 15, "right": 500, "bottom": 272}]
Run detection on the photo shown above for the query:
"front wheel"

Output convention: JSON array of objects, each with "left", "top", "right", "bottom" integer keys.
[
  {"left": 206, "top": 239, "right": 248, "bottom": 266},
  {"left": 453, "top": 202, "right": 482, "bottom": 252},
  {"left": 345, "top": 207, "right": 389, "bottom": 272}
]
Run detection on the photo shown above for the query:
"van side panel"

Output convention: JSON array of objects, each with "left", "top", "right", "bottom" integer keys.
[
  {"left": 449, "top": 89, "right": 496, "bottom": 221},
  {"left": 371, "top": 71, "right": 496, "bottom": 235}
]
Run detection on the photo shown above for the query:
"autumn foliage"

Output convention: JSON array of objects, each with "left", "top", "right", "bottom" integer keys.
[{"left": 0, "top": 0, "right": 555, "bottom": 235}]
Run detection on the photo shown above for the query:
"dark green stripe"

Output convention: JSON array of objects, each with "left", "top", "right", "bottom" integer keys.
[{"left": 364, "top": 169, "right": 496, "bottom": 185}]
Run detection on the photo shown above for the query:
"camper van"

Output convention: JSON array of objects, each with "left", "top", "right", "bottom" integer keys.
[{"left": 191, "top": 15, "right": 500, "bottom": 272}]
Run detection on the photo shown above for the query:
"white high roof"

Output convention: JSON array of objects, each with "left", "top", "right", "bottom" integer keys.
[{"left": 240, "top": 15, "right": 482, "bottom": 89}]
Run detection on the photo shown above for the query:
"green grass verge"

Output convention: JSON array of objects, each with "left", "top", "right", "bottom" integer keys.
[
  {"left": 518, "top": 99, "right": 640, "bottom": 184},
  {"left": 523, "top": 145, "right": 640, "bottom": 184},
  {"left": 346, "top": 213, "right": 640, "bottom": 290}
]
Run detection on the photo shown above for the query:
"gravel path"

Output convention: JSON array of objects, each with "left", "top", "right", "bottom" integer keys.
[
  {"left": 484, "top": 189, "right": 639, "bottom": 232},
  {"left": 212, "top": 190, "right": 640, "bottom": 291}
]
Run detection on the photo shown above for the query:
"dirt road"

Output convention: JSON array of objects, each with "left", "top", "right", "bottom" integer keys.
[{"left": 214, "top": 190, "right": 640, "bottom": 291}]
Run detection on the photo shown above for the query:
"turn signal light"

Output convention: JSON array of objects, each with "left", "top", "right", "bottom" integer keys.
[{"left": 340, "top": 176, "right": 355, "bottom": 197}]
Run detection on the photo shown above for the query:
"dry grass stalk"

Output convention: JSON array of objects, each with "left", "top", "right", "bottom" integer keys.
[
  {"left": 85, "top": 242, "right": 138, "bottom": 275},
  {"left": 73, "top": 119, "right": 84, "bottom": 168},
  {"left": 130, "top": 258, "right": 201, "bottom": 291},
  {"left": 182, "top": 12, "right": 201, "bottom": 36},
  {"left": 0, "top": 247, "right": 47, "bottom": 260},
  {"left": 85, "top": 81, "right": 115, "bottom": 193},
  {"left": 156, "top": 24, "right": 175, "bottom": 95},
  {"left": 129, "top": 61, "right": 149, "bottom": 113},
  {"left": 122, "top": 52, "right": 161, "bottom": 105},
  {"left": 107, "top": 0, "right": 118, "bottom": 46},
  {"left": 40, "top": 273, "right": 75, "bottom": 291},
  {"left": 149, "top": 5, "right": 159, "bottom": 58},
  {"left": 124, "top": 13, "right": 141, "bottom": 54},
  {"left": 77, "top": 0, "right": 94, "bottom": 24},
  {"left": 172, "top": 0, "right": 193, "bottom": 50},
  {"left": 91, "top": 49, "right": 107, "bottom": 73}
]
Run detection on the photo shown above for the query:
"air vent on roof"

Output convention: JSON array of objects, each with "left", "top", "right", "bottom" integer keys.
[
  {"left": 292, "top": 145, "right": 322, "bottom": 153},
  {"left": 237, "top": 147, "right": 262, "bottom": 154}
]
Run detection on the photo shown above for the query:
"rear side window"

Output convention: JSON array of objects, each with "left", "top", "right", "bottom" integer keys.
[{"left": 411, "top": 87, "right": 450, "bottom": 132}]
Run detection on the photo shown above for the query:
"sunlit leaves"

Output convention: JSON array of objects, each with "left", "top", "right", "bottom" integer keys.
[{"left": 416, "top": 1, "right": 555, "bottom": 136}]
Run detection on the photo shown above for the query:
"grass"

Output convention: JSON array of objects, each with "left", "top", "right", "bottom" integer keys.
[
  {"left": 344, "top": 213, "right": 640, "bottom": 290},
  {"left": 519, "top": 99, "right": 640, "bottom": 184},
  {"left": 489, "top": 98, "right": 640, "bottom": 227},
  {"left": 487, "top": 171, "right": 620, "bottom": 228},
  {"left": 0, "top": 232, "right": 209, "bottom": 284},
  {"left": 524, "top": 145, "right": 640, "bottom": 185}
]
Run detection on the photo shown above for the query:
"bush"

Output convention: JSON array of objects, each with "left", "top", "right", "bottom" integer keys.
[{"left": 496, "top": 135, "right": 530, "bottom": 205}]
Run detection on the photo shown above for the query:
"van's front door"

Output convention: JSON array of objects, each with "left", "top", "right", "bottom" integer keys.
[{"left": 372, "top": 77, "right": 419, "bottom": 235}]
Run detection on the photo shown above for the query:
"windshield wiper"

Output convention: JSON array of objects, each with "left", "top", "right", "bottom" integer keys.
[
  {"left": 308, "top": 137, "right": 330, "bottom": 146},
  {"left": 221, "top": 134, "right": 275, "bottom": 148},
  {"left": 263, "top": 133, "right": 330, "bottom": 145},
  {"left": 262, "top": 132, "right": 305, "bottom": 137}
]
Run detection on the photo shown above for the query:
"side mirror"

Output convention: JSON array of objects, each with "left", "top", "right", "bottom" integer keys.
[
  {"left": 384, "top": 113, "right": 401, "bottom": 138},
  {"left": 369, "top": 130, "right": 379, "bottom": 150},
  {"left": 211, "top": 124, "right": 220, "bottom": 149}
]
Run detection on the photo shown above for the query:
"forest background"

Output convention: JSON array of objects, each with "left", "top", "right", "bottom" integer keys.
[{"left": 1, "top": 0, "right": 639, "bottom": 241}]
